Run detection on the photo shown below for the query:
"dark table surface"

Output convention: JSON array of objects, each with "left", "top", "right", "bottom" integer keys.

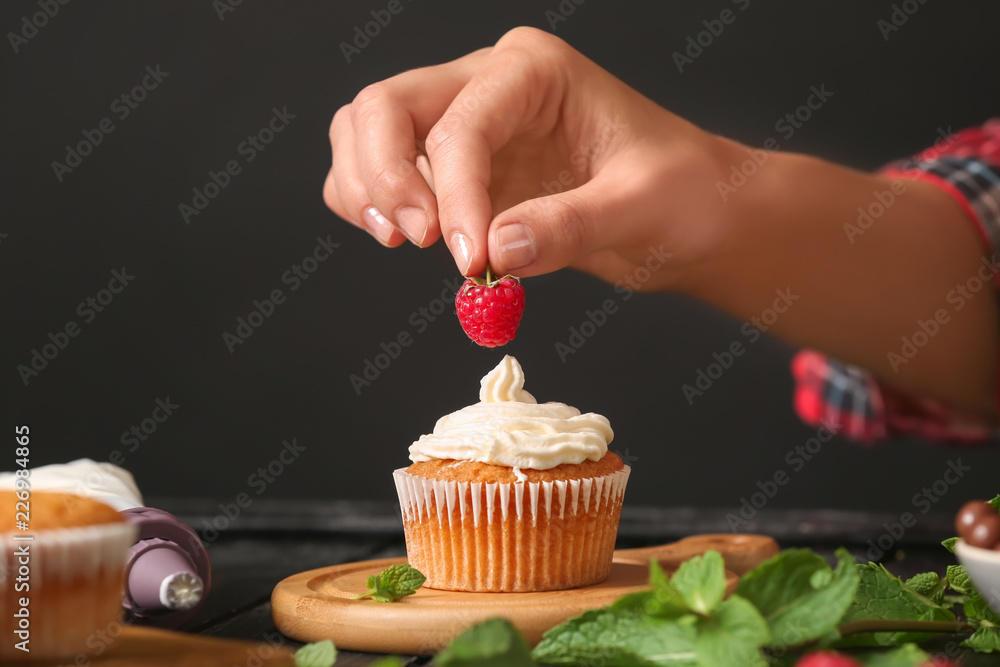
[{"left": 146, "top": 498, "right": 999, "bottom": 666}]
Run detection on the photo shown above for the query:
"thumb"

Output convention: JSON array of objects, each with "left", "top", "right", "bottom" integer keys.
[{"left": 487, "top": 173, "right": 630, "bottom": 277}]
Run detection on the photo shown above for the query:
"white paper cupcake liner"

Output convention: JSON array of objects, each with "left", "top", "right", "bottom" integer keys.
[
  {"left": 393, "top": 465, "right": 630, "bottom": 592},
  {"left": 0, "top": 522, "right": 137, "bottom": 660}
]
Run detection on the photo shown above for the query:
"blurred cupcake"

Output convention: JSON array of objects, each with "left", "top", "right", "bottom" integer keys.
[
  {"left": 0, "top": 491, "right": 136, "bottom": 660},
  {"left": 394, "top": 355, "right": 629, "bottom": 592}
]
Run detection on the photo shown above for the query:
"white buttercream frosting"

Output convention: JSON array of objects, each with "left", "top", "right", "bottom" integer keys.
[
  {"left": 0, "top": 458, "right": 143, "bottom": 511},
  {"left": 408, "top": 356, "right": 613, "bottom": 469}
]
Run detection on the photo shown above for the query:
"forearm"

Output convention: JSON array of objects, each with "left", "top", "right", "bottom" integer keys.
[{"left": 685, "top": 141, "right": 999, "bottom": 419}]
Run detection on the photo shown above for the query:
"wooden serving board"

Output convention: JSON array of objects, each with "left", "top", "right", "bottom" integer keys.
[
  {"left": 7, "top": 626, "right": 296, "bottom": 667},
  {"left": 272, "top": 534, "right": 778, "bottom": 654}
]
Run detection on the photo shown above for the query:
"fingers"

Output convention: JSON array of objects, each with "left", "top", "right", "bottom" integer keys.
[
  {"left": 324, "top": 50, "right": 490, "bottom": 250},
  {"left": 427, "top": 37, "right": 570, "bottom": 275},
  {"left": 352, "top": 85, "right": 436, "bottom": 246},
  {"left": 325, "top": 106, "right": 406, "bottom": 247},
  {"left": 487, "top": 164, "right": 642, "bottom": 278}
]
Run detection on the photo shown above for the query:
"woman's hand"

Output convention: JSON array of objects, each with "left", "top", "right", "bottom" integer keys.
[
  {"left": 324, "top": 26, "right": 997, "bottom": 420},
  {"left": 323, "top": 26, "right": 730, "bottom": 290}
]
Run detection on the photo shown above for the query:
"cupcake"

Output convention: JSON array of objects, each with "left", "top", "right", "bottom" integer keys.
[
  {"left": 0, "top": 491, "right": 137, "bottom": 660},
  {"left": 394, "top": 355, "right": 629, "bottom": 592}
]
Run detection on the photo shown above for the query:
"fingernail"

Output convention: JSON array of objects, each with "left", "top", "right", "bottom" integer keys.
[
  {"left": 496, "top": 223, "right": 536, "bottom": 270},
  {"left": 362, "top": 206, "right": 393, "bottom": 245},
  {"left": 396, "top": 207, "right": 427, "bottom": 245},
  {"left": 450, "top": 232, "right": 472, "bottom": 275}
]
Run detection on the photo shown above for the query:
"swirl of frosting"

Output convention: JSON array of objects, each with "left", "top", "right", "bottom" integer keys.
[{"left": 408, "top": 355, "right": 613, "bottom": 469}]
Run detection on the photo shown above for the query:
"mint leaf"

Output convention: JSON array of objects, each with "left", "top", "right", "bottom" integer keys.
[
  {"left": 709, "top": 595, "right": 770, "bottom": 645},
  {"left": 610, "top": 590, "right": 657, "bottom": 614},
  {"left": 902, "top": 572, "right": 939, "bottom": 598},
  {"left": 904, "top": 572, "right": 947, "bottom": 604},
  {"left": 946, "top": 564, "right": 973, "bottom": 595},
  {"left": 610, "top": 560, "right": 696, "bottom": 622},
  {"left": 645, "top": 560, "right": 691, "bottom": 619},
  {"left": 531, "top": 606, "right": 698, "bottom": 667},
  {"left": 941, "top": 536, "right": 959, "bottom": 554},
  {"left": 854, "top": 643, "right": 929, "bottom": 667},
  {"left": 837, "top": 563, "right": 955, "bottom": 647},
  {"left": 294, "top": 640, "right": 337, "bottom": 667},
  {"left": 962, "top": 625, "right": 1000, "bottom": 653},
  {"left": 736, "top": 548, "right": 859, "bottom": 648},
  {"left": 649, "top": 557, "right": 670, "bottom": 590},
  {"left": 694, "top": 595, "right": 769, "bottom": 667},
  {"left": 965, "top": 591, "right": 1000, "bottom": 624},
  {"left": 672, "top": 551, "right": 726, "bottom": 616},
  {"left": 436, "top": 618, "right": 537, "bottom": 667},
  {"left": 352, "top": 563, "right": 425, "bottom": 602},
  {"left": 949, "top": 563, "right": 1000, "bottom": 625},
  {"left": 369, "top": 659, "right": 405, "bottom": 667}
]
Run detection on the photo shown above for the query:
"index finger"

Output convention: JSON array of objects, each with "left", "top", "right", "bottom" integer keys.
[{"left": 424, "top": 31, "right": 569, "bottom": 276}]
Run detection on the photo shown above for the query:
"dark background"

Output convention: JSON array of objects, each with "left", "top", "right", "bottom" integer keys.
[{"left": 3, "top": 1, "right": 999, "bottom": 529}]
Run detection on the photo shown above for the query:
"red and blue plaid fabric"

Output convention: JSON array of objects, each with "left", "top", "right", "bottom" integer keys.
[{"left": 792, "top": 120, "right": 1000, "bottom": 444}]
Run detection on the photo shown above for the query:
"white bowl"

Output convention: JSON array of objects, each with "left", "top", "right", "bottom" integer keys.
[{"left": 955, "top": 539, "right": 1000, "bottom": 614}]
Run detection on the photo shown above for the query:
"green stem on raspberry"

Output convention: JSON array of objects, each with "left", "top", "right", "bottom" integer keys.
[{"left": 485, "top": 263, "right": 493, "bottom": 285}]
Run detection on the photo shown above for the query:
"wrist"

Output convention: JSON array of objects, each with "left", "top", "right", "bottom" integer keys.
[
  {"left": 644, "top": 132, "right": 748, "bottom": 295},
  {"left": 680, "top": 139, "right": 998, "bottom": 415},
  {"left": 669, "top": 134, "right": 784, "bottom": 299}
]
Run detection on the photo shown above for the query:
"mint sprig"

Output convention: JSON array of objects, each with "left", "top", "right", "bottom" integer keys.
[
  {"left": 435, "top": 544, "right": 994, "bottom": 666},
  {"left": 432, "top": 493, "right": 1000, "bottom": 665},
  {"left": 351, "top": 563, "right": 426, "bottom": 602},
  {"left": 533, "top": 550, "right": 770, "bottom": 666}
]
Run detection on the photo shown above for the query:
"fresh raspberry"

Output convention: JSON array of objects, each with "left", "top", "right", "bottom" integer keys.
[
  {"left": 455, "top": 271, "right": 525, "bottom": 347},
  {"left": 794, "top": 652, "right": 863, "bottom": 667}
]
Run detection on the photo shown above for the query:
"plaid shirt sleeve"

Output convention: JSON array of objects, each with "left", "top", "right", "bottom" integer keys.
[{"left": 791, "top": 119, "right": 1000, "bottom": 444}]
